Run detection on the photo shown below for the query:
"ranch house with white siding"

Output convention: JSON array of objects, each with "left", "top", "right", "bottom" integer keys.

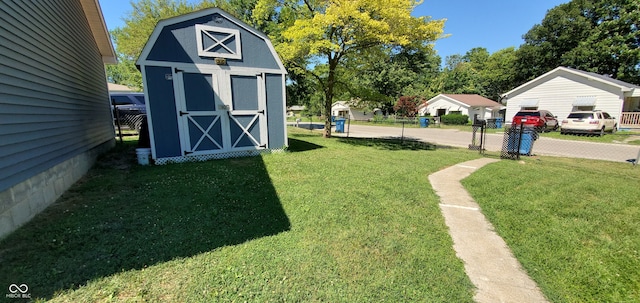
[
  {"left": 502, "top": 67, "right": 640, "bottom": 129},
  {"left": 418, "top": 94, "right": 504, "bottom": 122}
]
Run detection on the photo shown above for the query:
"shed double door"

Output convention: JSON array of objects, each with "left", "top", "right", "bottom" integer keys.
[{"left": 175, "top": 68, "right": 267, "bottom": 156}]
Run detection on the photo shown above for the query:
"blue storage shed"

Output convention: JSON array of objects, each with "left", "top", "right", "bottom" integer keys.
[{"left": 136, "top": 8, "right": 287, "bottom": 164}]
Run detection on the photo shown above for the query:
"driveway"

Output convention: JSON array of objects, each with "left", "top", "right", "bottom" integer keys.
[{"left": 325, "top": 124, "right": 640, "bottom": 163}]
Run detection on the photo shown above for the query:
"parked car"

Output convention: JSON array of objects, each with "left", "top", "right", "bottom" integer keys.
[
  {"left": 512, "top": 110, "right": 559, "bottom": 132},
  {"left": 110, "top": 93, "right": 146, "bottom": 133},
  {"left": 560, "top": 110, "right": 617, "bottom": 136}
]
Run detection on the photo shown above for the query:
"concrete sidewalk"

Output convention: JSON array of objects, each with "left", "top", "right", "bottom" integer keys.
[{"left": 429, "top": 158, "right": 548, "bottom": 303}]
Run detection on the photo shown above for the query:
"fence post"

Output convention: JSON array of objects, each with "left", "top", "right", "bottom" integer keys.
[
  {"left": 480, "top": 120, "right": 486, "bottom": 154},
  {"left": 516, "top": 121, "right": 525, "bottom": 160},
  {"left": 347, "top": 116, "right": 350, "bottom": 138},
  {"left": 113, "top": 103, "right": 123, "bottom": 143}
]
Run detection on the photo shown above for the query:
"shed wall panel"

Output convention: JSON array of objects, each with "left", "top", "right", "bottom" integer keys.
[
  {"left": 0, "top": 1, "right": 114, "bottom": 192},
  {"left": 266, "top": 74, "right": 286, "bottom": 148},
  {"left": 145, "top": 66, "right": 182, "bottom": 158}
]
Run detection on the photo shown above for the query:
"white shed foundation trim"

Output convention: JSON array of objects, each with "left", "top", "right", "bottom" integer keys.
[{"left": 154, "top": 148, "right": 285, "bottom": 165}]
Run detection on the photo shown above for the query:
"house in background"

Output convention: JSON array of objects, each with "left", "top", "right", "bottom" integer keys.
[
  {"left": 107, "top": 82, "right": 136, "bottom": 93},
  {"left": 0, "top": 1, "right": 117, "bottom": 238},
  {"left": 331, "top": 101, "right": 382, "bottom": 121},
  {"left": 419, "top": 94, "right": 504, "bottom": 122},
  {"left": 287, "top": 105, "right": 306, "bottom": 117},
  {"left": 136, "top": 8, "right": 288, "bottom": 164},
  {"left": 502, "top": 67, "right": 640, "bottom": 128}
]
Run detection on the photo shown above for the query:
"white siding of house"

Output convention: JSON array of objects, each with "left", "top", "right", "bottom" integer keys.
[
  {"left": 426, "top": 97, "right": 469, "bottom": 116},
  {"left": 423, "top": 97, "right": 494, "bottom": 119},
  {"left": 468, "top": 107, "right": 494, "bottom": 120},
  {"left": 504, "top": 71, "right": 624, "bottom": 125}
]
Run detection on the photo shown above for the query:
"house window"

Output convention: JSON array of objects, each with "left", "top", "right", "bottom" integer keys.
[
  {"left": 449, "top": 110, "right": 462, "bottom": 115},
  {"left": 572, "top": 96, "right": 596, "bottom": 111},
  {"left": 520, "top": 99, "right": 539, "bottom": 110},
  {"left": 195, "top": 25, "right": 242, "bottom": 59}
]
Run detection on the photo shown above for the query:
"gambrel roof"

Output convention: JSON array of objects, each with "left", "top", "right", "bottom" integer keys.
[{"left": 136, "top": 7, "right": 285, "bottom": 73}]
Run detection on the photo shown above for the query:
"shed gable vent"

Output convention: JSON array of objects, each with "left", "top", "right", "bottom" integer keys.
[{"left": 195, "top": 24, "right": 242, "bottom": 59}]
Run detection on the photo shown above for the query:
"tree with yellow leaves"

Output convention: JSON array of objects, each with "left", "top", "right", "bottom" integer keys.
[{"left": 254, "top": 0, "right": 445, "bottom": 137}]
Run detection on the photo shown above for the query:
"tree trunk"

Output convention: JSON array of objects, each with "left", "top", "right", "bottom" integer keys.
[
  {"left": 323, "top": 96, "right": 332, "bottom": 138},
  {"left": 322, "top": 57, "right": 338, "bottom": 138}
]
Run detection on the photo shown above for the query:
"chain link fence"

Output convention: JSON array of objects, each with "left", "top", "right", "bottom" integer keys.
[
  {"left": 468, "top": 121, "right": 640, "bottom": 163},
  {"left": 314, "top": 119, "right": 640, "bottom": 164}
]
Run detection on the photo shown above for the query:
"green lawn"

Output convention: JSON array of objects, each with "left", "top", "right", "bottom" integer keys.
[
  {"left": 344, "top": 120, "right": 640, "bottom": 145},
  {"left": 4, "top": 128, "right": 638, "bottom": 302},
  {"left": 0, "top": 128, "right": 480, "bottom": 302},
  {"left": 541, "top": 130, "right": 640, "bottom": 145},
  {"left": 463, "top": 157, "right": 640, "bottom": 303}
]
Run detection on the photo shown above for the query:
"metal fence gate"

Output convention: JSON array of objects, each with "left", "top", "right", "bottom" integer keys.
[{"left": 469, "top": 120, "right": 487, "bottom": 153}]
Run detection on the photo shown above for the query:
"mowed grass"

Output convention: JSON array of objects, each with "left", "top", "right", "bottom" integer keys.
[
  {"left": 462, "top": 157, "right": 640, "bottom": 303},
  {"left": 0, "top": 127, "right": 481, "bottom": 302},
  {"left": 539, "top": 129, "right": 640, "bottom": 145}
]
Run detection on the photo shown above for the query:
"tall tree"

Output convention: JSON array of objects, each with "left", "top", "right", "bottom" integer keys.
[
  {"left": 430, "top": 50, "right": 486, "bottom": 97},
  {"left": 482, "top": 47, "right": 517, "bottom": 101},
  {"left": 340, "top": 46, "right": 441, "bottom": 113},
  {"left": 253, "top": 0, "right": 445, "bottom": 137},
  {"left": 516, "top": 0, "right": 640, "bottom": 84}
]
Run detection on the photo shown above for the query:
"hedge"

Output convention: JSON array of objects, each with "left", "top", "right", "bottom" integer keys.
[{"left": 440, "top": 114, "right": 469, "bottom": 125}]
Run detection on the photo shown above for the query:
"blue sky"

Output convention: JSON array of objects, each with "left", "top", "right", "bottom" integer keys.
[{"left": 99, "top": 0, "right": 568, "bottom": 60}]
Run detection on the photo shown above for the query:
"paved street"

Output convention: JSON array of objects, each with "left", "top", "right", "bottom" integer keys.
[{"left": 314, "top": 123, "right": 640, "bottom": 163}]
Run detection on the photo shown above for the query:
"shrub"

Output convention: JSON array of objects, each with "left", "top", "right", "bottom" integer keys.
[
  {"left": 440, "top": 114, "right": 469, "bottom": 125},
  {"left": 393, "top": 96, "right": 419, "bottom": 118}
]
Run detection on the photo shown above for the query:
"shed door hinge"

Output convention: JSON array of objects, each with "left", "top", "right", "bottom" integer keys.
[
  {"left": 179, "top": 111, "right": 189, "bottom": 116},
  {"left": 184, "top": 151, "right": 193, "bottom": 155},
  {"left": 174, "top": 68, "right": 183, "bottom": 73},
  {"left": 258, "top": 110, "right": 265, "bottom": 114},
  {"left": 259, "top": 144, "right": 267, "bottom": 148}
]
